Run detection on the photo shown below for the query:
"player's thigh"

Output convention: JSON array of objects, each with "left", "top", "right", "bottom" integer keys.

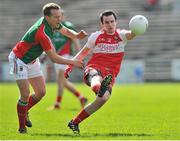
[
  {"left": 16, "top": 79, "right": 30, "bottom": 101},
  {"left": 27, "top": 59, "right": 45, "bottom": 95},
  {"left": 58, "top": 69, "right": 66, "bottom": 84},
  {"left": 28, "top": 76, "right": 46, "bottom": 97},
  {"left": 57, "top": 69, "right": 65, "bottom": 79}
]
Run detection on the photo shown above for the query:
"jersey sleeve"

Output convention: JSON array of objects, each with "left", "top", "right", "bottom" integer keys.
[
  {"left": 85, "top": 32, "right": 99, "bottom": 49},
  {"left": 118, "top": 29, "right": 128, "bottom": 43},
  {"left": 63, "top": 21, "right": 76, "bottom": 31},
  {"left": 38, "top": 26, "right": 54, "bottom": 51}
]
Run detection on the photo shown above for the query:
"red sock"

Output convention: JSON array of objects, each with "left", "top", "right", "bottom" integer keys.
[
  {"left": 73, "top": 109, "right": 90, "bottom": 124},
  {"left": 91, "top": 84, "right": 101, "bottom": 94},
  {"left": 27, "top": 95, "right": 39, "bottom": 111},
  {"left": 56, "top": 95, "right": 62, "bottom": 103},
  {"left": 17, "top": 100, "right": 27, "bottom": 129},
  {"left": 73, "top": 91, "right": 81, "bottom": 98}
]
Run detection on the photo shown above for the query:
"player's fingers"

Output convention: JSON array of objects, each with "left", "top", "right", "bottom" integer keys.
[{"left": 81, "top": 30, "right": 88, "bottom": 36}]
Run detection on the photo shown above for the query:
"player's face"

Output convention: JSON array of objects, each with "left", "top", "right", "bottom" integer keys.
[
  {"left": 102, "top": 15, "right": 117, "bottom": 34},
  {"left": 46, "top": 9, "right": 62, "bottom": 29}
]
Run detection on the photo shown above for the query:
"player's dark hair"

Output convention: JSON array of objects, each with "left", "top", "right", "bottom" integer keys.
[
  {"left": 42, "top": 3, "right": 61, "bottom": 16},
  {"left": 100, "top": 10, "right": 117, "bottom": 24}
]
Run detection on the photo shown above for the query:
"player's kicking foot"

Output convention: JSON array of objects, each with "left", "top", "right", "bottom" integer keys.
[
  {"left": 68, "top": 120, "right": 80, "bottom": 134},
  {"left": 18, "top": 128, "right": 27, "bottom": 133},
  {"left": 80, "top": 97, "right": 88, "bottom": 108},
  {"left": 98, "top": 74, "right": 112, "bottom": 97},
  {"left": 25, "top": 112, "right": 32, "bottom": 127}
]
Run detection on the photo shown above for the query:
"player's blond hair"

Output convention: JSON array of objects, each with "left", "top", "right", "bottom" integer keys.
[{"left": 42, "top": 3, "right": 61, "bottom": 16}]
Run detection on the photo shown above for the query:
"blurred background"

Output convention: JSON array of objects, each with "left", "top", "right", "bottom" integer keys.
[{"left": 0, "top": 0, "right": 180, "bottom": 83}]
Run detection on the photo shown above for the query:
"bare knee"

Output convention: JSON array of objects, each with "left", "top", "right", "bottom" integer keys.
[
  {"left": 35, "top": 88, "right": 46, "bottom": 100},
  {"left": 18, "top": 87, "right": 30, "bottom": 101},
  {"left": 20, "top": 93, "right": 30, "bottom": 101},
  {"left": 39, "top": 88, "right": 46, "bottom": 97}
]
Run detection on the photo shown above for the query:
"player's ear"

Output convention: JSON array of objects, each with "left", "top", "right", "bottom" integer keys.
[
  {"left": 45, "top": 15, "right": 50, "bottom": 21},
  {"left": 100, "top": 22, "right": 104, "bottom": 30}
]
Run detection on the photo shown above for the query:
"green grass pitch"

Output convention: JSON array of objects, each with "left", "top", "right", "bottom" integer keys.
[{"left": 0, "top": 83, "right": 180, "bottom": 140}]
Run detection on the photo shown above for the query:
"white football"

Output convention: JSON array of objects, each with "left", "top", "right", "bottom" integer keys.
[{"left": 129, "top": 15, "right": 148, "bottom": 35}]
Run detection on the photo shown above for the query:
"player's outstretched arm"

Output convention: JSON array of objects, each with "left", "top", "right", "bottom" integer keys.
[
  {"left": 64, "top": 45, "right": 91, "bottom": 78},
  {"left": 59, "top": 26, "right": 88, "bottom": 40},
  {"left": 45, "top": 49, "right": 83, "bottom": 69},
  {"left": 73, "top": 45, "right": 91, "bottom": 62}
]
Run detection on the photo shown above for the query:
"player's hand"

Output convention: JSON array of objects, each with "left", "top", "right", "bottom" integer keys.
[
  {"left": 72, "top": 59, "right": 84, "bottom": 69},
  {"left": 77, "top": 30, "right": 88, "bottom": 39},
  {"left": 64, "top": 65, "right": 73, "bottom": 78}
]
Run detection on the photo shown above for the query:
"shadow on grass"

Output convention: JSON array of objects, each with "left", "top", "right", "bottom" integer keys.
[
  {"left": 63, "top": 108, "right": 79, "bottom": 112},
  {"left": 31, "top": 132, "right": 153, "bottom": 138},
  {"left": 69, "top": 108, "right": 79, "bottom": 111}
]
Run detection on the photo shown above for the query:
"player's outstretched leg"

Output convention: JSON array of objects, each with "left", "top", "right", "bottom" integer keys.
[
  {"left": 25, "top": 112, "right": 32, "bottom": 127},
  {"left": 98, "top": 74, "right": 112, "bottom": 97},
  {"left": 68, "top": 120, "right": 80, "bottom": 134}
]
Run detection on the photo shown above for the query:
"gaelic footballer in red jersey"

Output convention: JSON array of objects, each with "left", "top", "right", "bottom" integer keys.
[
  {"left": 65, "top": 10, "right": 139, "bottom": 134},
  {"left": 8, "top": 3, "right": 87, "bottom": 133}
]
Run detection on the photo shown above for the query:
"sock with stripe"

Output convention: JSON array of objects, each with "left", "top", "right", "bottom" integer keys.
[
  {"left": 72, "top": 109, "right": 90, "bottom": 125},
  {"left": 73, "top": 91, "right": 81, "bottom": 98},
  {"left": 17, "top": 100, "right": 28, "bottom": 129},
  {"left": 56, "top": 95, "right": 62, "bottom": 103},
  {"left": 27, "top": 94, "right": 39, "bottom": 111}
]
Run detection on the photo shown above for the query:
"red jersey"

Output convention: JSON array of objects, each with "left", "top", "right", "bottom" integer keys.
[{"left": 85, "top": 29, "right": 128, "bottom": 77}]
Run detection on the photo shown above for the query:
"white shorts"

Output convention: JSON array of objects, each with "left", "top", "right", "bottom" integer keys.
[
  {"left": 54, "top": 54, "right": 73, "bottom": 73},
  {"left": 8, "top": 51, "right": 43, "bottom": 80}
]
